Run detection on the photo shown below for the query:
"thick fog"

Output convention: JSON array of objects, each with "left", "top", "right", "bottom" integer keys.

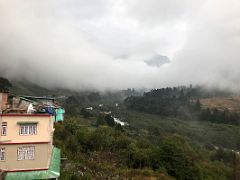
[{"left": 0, "top": 0, "right": 240, "bottom": 90}]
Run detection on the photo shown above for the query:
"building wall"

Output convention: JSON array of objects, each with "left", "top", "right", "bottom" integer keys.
[
  {"left": 0, "top": 143, "right": 51, "bottom": 171},
  {"left": 0, "top": 93, "right": 8, "bottom": 112},
  {"left": 0, "top": 115, "right": 54, "bottom": 143}
]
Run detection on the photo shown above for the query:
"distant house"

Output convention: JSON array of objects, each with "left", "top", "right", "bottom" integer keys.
[{"left": 86, "top": 107, "right": 93, "bottom": 110}]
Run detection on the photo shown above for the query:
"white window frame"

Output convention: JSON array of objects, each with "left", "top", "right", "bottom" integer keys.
[
  {"left": 19, "top": 124, "right": 37, "bottom": 135},
  {"left": 1, "top": 122, "right": 7, "bottom": 136},
  {"left": 17, "top": 146, "right": 35, "bottom": 160},
  {"left": 0, "top": 148, "right": 5, "bottom": 161}
]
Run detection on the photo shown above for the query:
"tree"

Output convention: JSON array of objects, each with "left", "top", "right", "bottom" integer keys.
[
  {"left": 80, "top": 108, "right": 92, "bottom": 118},
  {"left": 115, "top": 124, "right": 123, "bottom": 132},
  {"left": 89, "top": 126, "right": 113, "bottom": 150},
  {"left": 195, "top": 99, "right": 201, "bottom": 110},
  {"left": 96, "top": 113, "right": 106, "bottom": 126},
  {"left": 104, "top": 114, "right": 115, "bottom": 127},
  {"left": 0, "top": 77, "right": 12, "bottom": 92},
  {"left": 158, "top": 136, "right": 202, "bottom": 180}
]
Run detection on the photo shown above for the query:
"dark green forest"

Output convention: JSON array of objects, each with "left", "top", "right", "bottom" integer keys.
[{"left": 125, "top": 87, "right": 240, "bottom": 125}]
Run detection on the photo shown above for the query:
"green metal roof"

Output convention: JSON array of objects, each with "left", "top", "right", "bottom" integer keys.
[
  {"left": 48, "top": 147, "right": 61, "bottom": 178},
  {"left": 5, "top": 147, "right": 61, "bottom": 180},
  {"left": 17, "top": 121, "right": 39, "bottom": 125}
]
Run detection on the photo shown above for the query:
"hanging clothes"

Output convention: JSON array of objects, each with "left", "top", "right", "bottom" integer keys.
[
  {"left": 47, "top": 106, "right": 55, "bottom": 115},
  {"left": 56, "top": 108, "right": 65, "bottom": 121},
  {"left": 27, "top": 103, "right": 35, "bottom": 114}
]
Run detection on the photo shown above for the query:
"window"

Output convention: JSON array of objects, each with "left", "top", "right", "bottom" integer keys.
[
  {"left": 17, "top": 146, "right": 35, "bottom": 160},
  {"left": 1, "top": 122, "right": 7, "bottom": 136},
  {"left": 19, "top": 124, "right": 37, "bottom": 135},
  {"left": 0, "top": 148, "right": 5, "bottom": 161}
]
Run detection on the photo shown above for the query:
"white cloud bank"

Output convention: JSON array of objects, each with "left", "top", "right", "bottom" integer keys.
[{"left": 0, "top": 0, "right": 240, "bottom": 91}]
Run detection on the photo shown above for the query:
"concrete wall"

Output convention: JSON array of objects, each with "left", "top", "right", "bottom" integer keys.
[
  {"left": 0, "top": 143, "right": 52, "bottom": 171},
  {"left": 0, "top": 115, "right": 54, "bottom": 143},
  {"left": 0, "top": 93, "right": 8, "bottom": 112}
]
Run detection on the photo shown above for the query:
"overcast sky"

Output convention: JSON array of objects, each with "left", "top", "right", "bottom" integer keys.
[{"left": 0, "top": 0, "right": 240, "bottom": 91}]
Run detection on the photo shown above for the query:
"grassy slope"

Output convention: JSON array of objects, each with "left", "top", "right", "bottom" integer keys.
[
  {"left": 120, "top": 110, "right": 240, "bottom": 150},
  {"left": 200, "top": 96, "right": 240, "bottom": 112}
]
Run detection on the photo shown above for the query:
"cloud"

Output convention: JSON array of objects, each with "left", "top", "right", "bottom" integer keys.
[
  {"left": 0, "top": 0, "right": 240, "bottom": 91},
  {"left": 168, "top": 0, "right": 240, "bottom": 90},
  {"left": 145, "top": 54, "right": 170, "bottom": 67},
  {"left": 123, "top": 0, "right": 203, "bottom": 25}
]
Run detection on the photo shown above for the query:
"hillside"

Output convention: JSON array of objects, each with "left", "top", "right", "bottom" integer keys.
[
  {"left": 57, "top": 86, "right": 240, "bottom": 179},
  {"left": 200, "top": 96, "right": 240, "bottom": 112},
  {"left": 1, "top": 79, "right": 240, "bottom": 179}
]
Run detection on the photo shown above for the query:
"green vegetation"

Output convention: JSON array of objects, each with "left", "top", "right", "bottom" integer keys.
[
  {"left": 2, "top": 78, "right": 240, "bottom": 179},
  {"left": 0, "top": 77, "right": 12, "bottom": 92},
  {"left": 118, "top": 111, "right": 240, "bottom": 149},
  {"left": 54, "top": 115, "right": 235, "bottom": 179},
  {"left": 125, "top": 87, "right": 240, "bottom": 125}
]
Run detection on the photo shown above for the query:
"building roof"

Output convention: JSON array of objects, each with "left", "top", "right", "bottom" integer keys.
[
  {"left": 20, "top": 96, "right": 56, "bottom": 100},
  {"left": 4, "top": 147, "right": 61, "bottom": 180}
]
